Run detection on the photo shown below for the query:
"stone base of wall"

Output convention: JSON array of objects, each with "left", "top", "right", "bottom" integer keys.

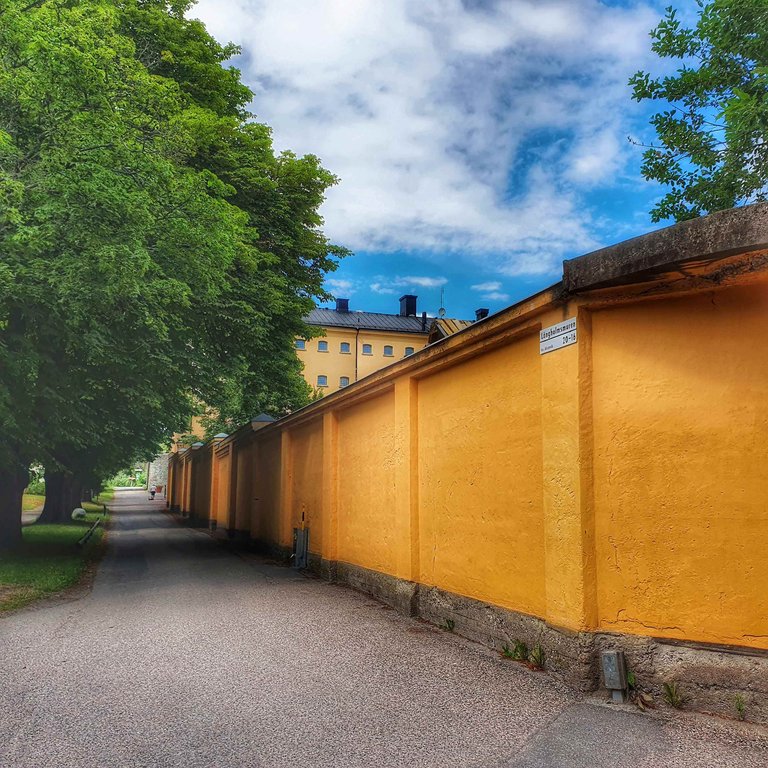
[
  {"left": 592, "top": 633, "right": 768, "bottom": 725},
  {"left": 298, "top": 552, "right": 768, "bottom": 724},
  {"left": 416, "top": 584, "right": 598, "bottom": 691},
  {"left": 333, "top": 561, "right": 419, "bottom": 616}
]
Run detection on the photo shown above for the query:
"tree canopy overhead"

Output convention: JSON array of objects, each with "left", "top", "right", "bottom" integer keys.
[
  {"left": 630, "top": 0, "right": 768, "bottom": 222},
  {"left": 0, "top": 0, "right": 346, "bottom": 547}
]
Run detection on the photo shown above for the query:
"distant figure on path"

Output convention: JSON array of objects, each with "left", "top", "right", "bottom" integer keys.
[{"left": 149, "top": 485, "right": 156, "bottom": 500}]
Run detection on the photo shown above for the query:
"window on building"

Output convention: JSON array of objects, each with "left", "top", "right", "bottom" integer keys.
[
  {"left": 404, "top": 346, "right": 414, "bottom": 356},
  {"left": 295, "top": 339, "right": 306, "bottom": 350},
  {"left": 362, "top": 343, "right": 372, "bottom": 355},
  {"left": 340, "top": 376, "right": 350, "bottom": 388},
  {"left": 384, "top": 345, "right": 394, "bottom": 357},
  {"left": 317, "top": 375, "right": 328, "bottom": 387},
  {"left": 318, "top": 340, "right": 329, "bottom": 352},
  {"left": 340, "top": 341, "right": 351, "bottom": 354}
]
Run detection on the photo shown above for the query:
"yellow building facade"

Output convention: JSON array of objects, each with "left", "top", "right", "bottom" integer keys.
[
  {"left": 168, "top": 204, "right": 768, "bottom": 724},
  {"left": 296, "top": 296, "right": 430, "bottom": 393}
]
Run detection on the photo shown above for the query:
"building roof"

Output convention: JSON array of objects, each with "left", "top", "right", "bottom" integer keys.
[
  {"left": 428, "top": 317, "right": 474, "bottom": 343},
  {"left": 304, "top": 307, "right": 429, "bottom": 334}
]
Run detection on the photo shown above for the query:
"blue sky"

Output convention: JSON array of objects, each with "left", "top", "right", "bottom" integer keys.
[{"left": 194, "top": 0, "right": 682, "bottom": 320}]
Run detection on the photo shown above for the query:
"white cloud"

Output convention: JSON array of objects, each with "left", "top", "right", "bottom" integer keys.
[
  {"left": 193, "top": 0, "right": 660, "bottom": 276},
  {"left": 401, "top": 275, "right": 448, "bottom": 288},
  {"left": 371, "top": 274, "right": 447, "bottom": 294},
  {"left": 481, "top": 291, "right": 511, "bottom": 302},
  {"left": 471, "top": 281, "right": 502, "bottom": 292},
  {"left": 370, "top": 282, "right": 397, "bottom": 295},
  {"left": 325, "top": 278, "right": 357, "bottom": 296}
]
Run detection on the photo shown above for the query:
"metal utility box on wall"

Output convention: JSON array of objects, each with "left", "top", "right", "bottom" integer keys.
[
  {"left": 601, "top": 650, "right": 628, "bottom": 703},
  {"left": 293, "top": 528, "right": 309, "bottom": 569}
]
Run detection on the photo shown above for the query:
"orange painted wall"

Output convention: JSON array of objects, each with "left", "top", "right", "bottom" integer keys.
[
  {"left": 189, "top": 264, "right": 768, "bottom": 652},
  {"left": 288, "top": 419, "right": 325, "bottom": 554},
  {"left": 591, "top": 279, "right": 768, "bottom": 649},
  {"left": 251, "top": 433, "right": 283, "bottom": 546},
  {"left": 335, "top": 392, "right": 401, "bottom": 576},
  {"left": 213, "top": 449, "right": 231, "bottom": 528},
  {"left": 417, "top": 334, "right": 546, "bottom": 616}
]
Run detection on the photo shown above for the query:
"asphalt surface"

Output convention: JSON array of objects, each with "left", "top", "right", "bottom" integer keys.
[{"left": 1, "top": 489, "right": 766, "bottom": 768}]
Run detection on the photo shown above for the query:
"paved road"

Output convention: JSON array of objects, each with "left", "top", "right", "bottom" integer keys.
[{"left": 2, "top": 489, "right": 766, "bottom": 767}]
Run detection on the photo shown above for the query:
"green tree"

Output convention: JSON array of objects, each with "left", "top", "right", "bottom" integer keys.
[
  {"left": 630, "top": 0, "right": 768, "bottom": 222},
  {"left": 120, "top": 0, "right": 348, "bottom": 431},
  {"left": 0, "top": 0, "right": 343, "bottom": 545}
]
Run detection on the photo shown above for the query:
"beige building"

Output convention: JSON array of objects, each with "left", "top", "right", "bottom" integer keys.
[{"left": 296, "top": 295, "right": 432, "bottom": 394}]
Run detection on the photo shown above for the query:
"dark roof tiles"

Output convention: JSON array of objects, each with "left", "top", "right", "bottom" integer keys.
[{"left": 305, "top": 308, "right": 429, "bottom": 334}]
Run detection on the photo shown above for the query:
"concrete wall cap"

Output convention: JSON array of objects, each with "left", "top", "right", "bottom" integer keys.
[{"left": 563, "top": 203, "right": 768, "bottom": 293}]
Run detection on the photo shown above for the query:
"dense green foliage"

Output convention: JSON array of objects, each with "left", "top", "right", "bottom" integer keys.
[
  {"left": 0, "top": 0, "right": 344, "bottom": 545},
  {"left": 630, "top": 0, "right": 768, "bottom": 222}
]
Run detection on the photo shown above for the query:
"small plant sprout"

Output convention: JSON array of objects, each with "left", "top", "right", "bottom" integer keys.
[
  {"left": 626, "top": 670, "right": 637, "bottom": 690},
  {"left": 501, "top": 643, "right": 514, "bottom": 659},
  {"left": 512, "top": 640, "right": 528, "bottom": 661},
  {"left": 441, "top": 618, "right": 455, "bottom": 632},
  {"left": 735, "top": 694, "right": 746, "bottom": 721},
  {"left": 662, "top": 681, "right": 685, "bottom": 709},
  {"left": 528, "top": 644, "right": 545, "bottom": 670}
]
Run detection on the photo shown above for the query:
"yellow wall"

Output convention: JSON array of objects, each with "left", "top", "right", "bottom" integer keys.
[
  {"left": 297, "top": 327, "right": 428, "bottom": 393},
  {"left": 213, "top": 448, "right": 231, "bottom": 528},
  {"left": 193, "top": 263, "right": 768, "bottom": 652},
  {"left": 251, "top": 433, "right": 283, "bottom": 545},
  {"left": 417, "top": 335, "right": 546, "bottom": 617},
  {"left": 336, "top": 392, "right": 401, "bottom": 575},
  {"left": 591, "top": 281, "right": 768, "bottom": 649},
  {"left": 288, "top": 419, "right": 325, "bottom": 555}
]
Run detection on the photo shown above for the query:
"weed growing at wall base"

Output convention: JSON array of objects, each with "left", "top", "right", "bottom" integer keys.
[
  {"left": 663, "top": 681, "right": 685, "bottom": 709},
  {"left": 528, "top": 644, "right": 545, "bottom": 670}
]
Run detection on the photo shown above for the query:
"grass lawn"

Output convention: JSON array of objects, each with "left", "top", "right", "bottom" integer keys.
[
  {"left": 0, "top": 509, "right": 109, "bottom": 613},
  {"left": 94, "top": 487, "right": 115, "bottom": 503},
  {"left": 21, "top": 494, "right": 45, "bottom": 512},
  {"left": 21, "top": 487, "right": 114, "bottom": 515}
]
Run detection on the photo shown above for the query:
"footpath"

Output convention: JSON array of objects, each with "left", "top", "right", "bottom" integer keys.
[{"left": 1, "top": 489, "right": 766, "bottom": 768}]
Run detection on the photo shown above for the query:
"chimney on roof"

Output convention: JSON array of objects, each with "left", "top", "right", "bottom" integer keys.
[
  {"left": 399, "top": 294, "right": 417, "bottom": 317},
  {"left": 336, "top": 298, "right": 349, "bottom": 313},
  {"left": 421, "top": 311, "right": 427, "bottom": 331},
  {"left": 475, "top": 308, "right": 489, "bottom": 321}
]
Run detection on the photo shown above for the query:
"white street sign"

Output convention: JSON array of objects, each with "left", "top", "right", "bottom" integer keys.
[{"left": 540, "top": 317, "right": 577, "bottom": 355}]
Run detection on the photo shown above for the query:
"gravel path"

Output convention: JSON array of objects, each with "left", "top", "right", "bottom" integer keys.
[{"left": 1, "top": 489, "right": 766, "bottom": 767}]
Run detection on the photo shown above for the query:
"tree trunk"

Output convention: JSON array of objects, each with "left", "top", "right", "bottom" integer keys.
[
  {"left": 0, "top": 458, "right": 28, "bottom": 552},
  {"left": 69, "top": 479, "right": 83, "bottom": 513},
  {"left": 38, "top": 470, "right": 72, "bottom": 524}
]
